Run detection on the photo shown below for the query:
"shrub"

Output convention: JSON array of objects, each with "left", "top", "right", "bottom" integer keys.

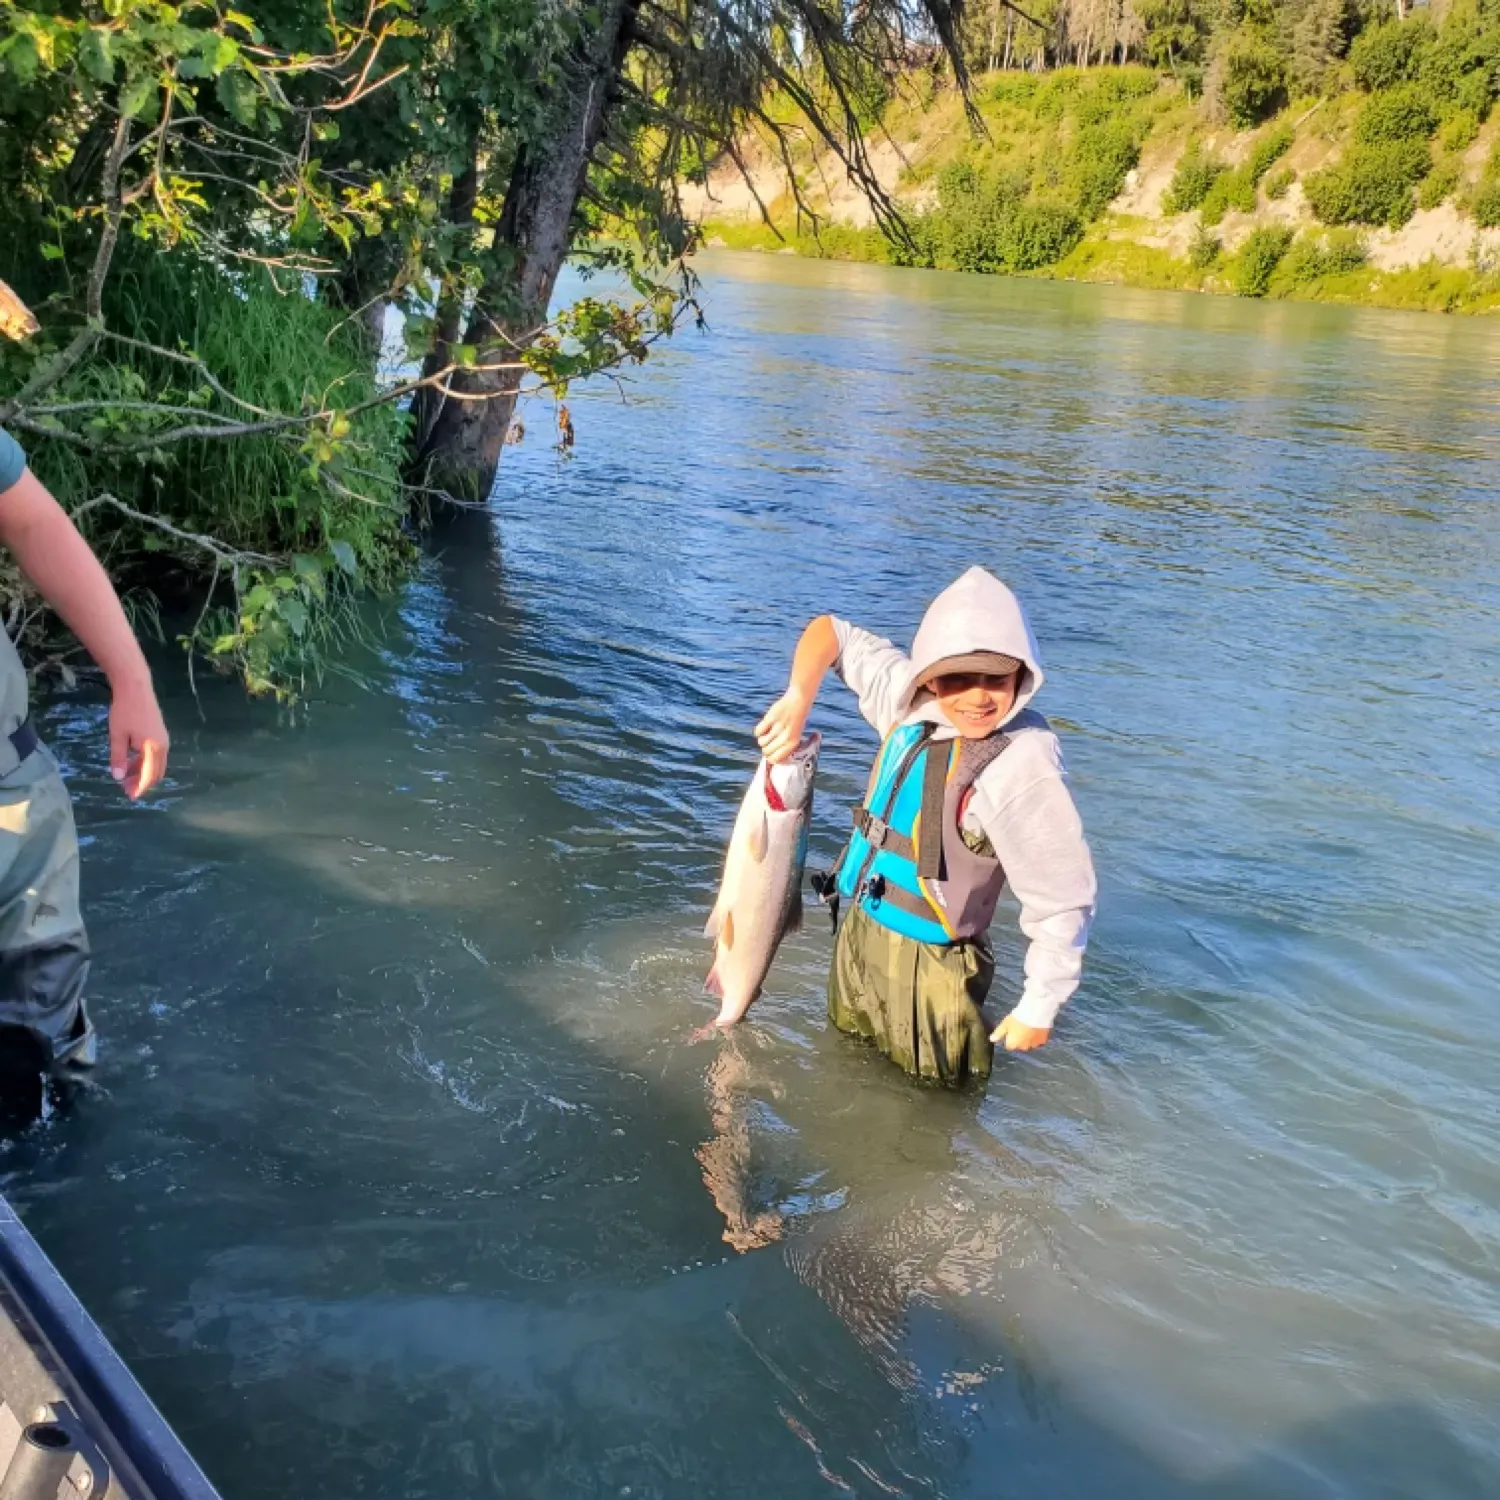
[
  {"left": 1280, "top": 229, "right": 1368, "bottom": 284},
  {"left": 1420, "top": 24, "right": 1499, "bottom": 116},
  {"left": 1189, "top": 222, "right": 1221, "bottom": 268},
  {"left": 1066, "top": 122, "right": 1143, "bottom": 218},
  {"left": 1000, "top": 200, "right": 1085, "bottom": 269},
  {"left": 1418, "top": 160, "right": 1460, "bottom": 209},
  {"left": 1354, "top": 86, "right": 1439, "bottom": 146},
  {"left": 1165, "top": 141, "right": 1227, "bottom": 213},
  {"left": 1200, "top": 124, "right": 1295, "bottom": 223},
  {"left": 1438, "top": 108, "right": 1481, "bottom": 153},
  {"left": 1350, "top": 18, "right": 1436, "bottom": 93},
  {"left": 925, "top": 164, "right": 1082, "bottom": 274},
  {"left": 1233, "top": 225, "right": 1294, "bottom": 296},
  {"left": 1451, "top": 69, "right": 1494, "bottom": 123},
  {"left": 1247, "top": 124, "right": 1295, "bottom": 180},
  {"left": 1304, "top": 138, "right": 1431, "bottom": 227},
  {"left": 1265, "top": 166, "right": 1295, "bottom": 199},
  {"left": 1472, "top": 177, "right": 1500, "bottom": 228},
  {"left": 1216, "top": 32, "right": 1289, "bottom": 128}
]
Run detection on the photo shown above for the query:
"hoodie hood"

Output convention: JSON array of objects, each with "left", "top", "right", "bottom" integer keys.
[{"left": 898, "top": 567, "right": 1044, "bottom": 726}]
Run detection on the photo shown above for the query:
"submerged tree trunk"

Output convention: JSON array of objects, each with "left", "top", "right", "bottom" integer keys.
[{"left": 412, "top": 0, "right": 640, "bottom": 500}]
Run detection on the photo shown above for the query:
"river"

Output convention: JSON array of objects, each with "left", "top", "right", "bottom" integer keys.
[{"left": 7, "top": 252, "right": 1500, "bottom": 1499}]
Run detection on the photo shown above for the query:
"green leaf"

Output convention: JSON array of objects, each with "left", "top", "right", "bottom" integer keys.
[
  {"left": 78, "top": 28, "right": 114, "bottom": 83},
  {"left": 180, "top": 32, "right": 239, "bottom": 80},
  {"left": 292, "top": 553, "right": 324, "bottom": 581},
  {"left": 39, "top": 243, "right": 64, "bottom": 261},
  {"left": 453, "top": 343, "right": 478, "bottom": 367},
  {"left": 278, "top": 598, "right": 308, "bottom": 637},
  {"left": 215, "top": 66, "right": 259, "bottom": 128},
  {"left": 242, "top": 583, "right": 273, "bottom": 614},
  {"left": 328, "top": 539, "right": 358, "bottom": 576},
  {"left": 119, "top": 72, "right": 157, "bottom": 121},
  {"left": 0, "top": 32, "right": 40, "bottom": 85}
]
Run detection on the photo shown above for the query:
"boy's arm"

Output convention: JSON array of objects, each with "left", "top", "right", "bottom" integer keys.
[
  {"left": 979, "top": 741, "right": 1097, "bottom": 1049},
  {"left": 755, "top": 615, "right": 840, "bottom": 763},
  {"left": 755, "top": 614, "right": 913, "bottom": 762},
  {"left": 0, "top": 460, "right": 169, "bottom": 798}
]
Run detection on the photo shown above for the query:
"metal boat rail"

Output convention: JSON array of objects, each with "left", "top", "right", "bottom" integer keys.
[{"left": 0, "top": 1195, "right": 222, "bottom": 1500}]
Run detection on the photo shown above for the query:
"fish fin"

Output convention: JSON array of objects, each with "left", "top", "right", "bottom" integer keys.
[
  {"left": 782, "top": 901, "right": 803, "bottom": 937},
  {"left": 722, "top": 911, "right": 735, "bottom": 950},
  {"left": 703, "top": 899, "right": 727, "bottom": 941},
  {"left": 748, "top": 811, "right": 769, "bottom": 864},
  {"left": 704, "top": 964, "right": 724, "bottom": 998}
]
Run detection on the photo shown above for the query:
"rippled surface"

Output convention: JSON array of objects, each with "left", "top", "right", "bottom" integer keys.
[{"left": 7, "top": 253, "right": 1500, "bottom": 1499}]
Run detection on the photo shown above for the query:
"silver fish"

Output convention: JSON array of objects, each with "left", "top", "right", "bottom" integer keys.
[{"left": 703, "top": 733, "right": 821, "bottom": 1027}]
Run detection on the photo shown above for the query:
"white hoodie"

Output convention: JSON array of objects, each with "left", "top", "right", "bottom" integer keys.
[{"left": 831, "top": 567, "right": 1096, "bottom": 1031}]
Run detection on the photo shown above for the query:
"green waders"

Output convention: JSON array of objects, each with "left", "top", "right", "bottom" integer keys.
[
  {"left": 0, "top": 630, "right": 93, "bottom": 1102},
  {"left": 827, "top": 904, "right": 995, "bottom": 1085}
]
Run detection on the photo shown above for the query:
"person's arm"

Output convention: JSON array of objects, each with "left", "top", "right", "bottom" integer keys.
[
  {"left": 0, "top": 466, "right": 169, "bottom": 798},
  {"left": 755, "top": 615, "right": 840, "bottom": 764},
  {"left": 756, "top": 614, "right": 915, "bottom": 763},
  {"left": 976, "top": 739, "right": 1096, "bottom": 1051}
]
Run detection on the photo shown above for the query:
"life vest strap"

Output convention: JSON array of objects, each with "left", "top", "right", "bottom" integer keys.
[
  {"left": 861, "top": 874, "right": 948, "bottom": 927},
  {"left": 850, "top": 805, "right": 916, "bottom": 862},
  {"left": 916, "top": 739, "right": 950, "bottom": 880}
]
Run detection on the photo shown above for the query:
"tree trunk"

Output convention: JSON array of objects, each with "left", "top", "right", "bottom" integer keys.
[
  {"left": 413, "top": 0, "right": 640, "bottom": 500},
  {"left": 408, "top": 133, "right": 481, "bottom": 459}
]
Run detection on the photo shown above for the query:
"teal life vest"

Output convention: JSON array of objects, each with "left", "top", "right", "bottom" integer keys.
[{"left": 831, "top": 723, "right": 1012, "bottom": 945}]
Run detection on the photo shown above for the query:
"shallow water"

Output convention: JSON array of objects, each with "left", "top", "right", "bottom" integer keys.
[{"left": 8, "top": 252, "right": 1500, "bottom": 1499}]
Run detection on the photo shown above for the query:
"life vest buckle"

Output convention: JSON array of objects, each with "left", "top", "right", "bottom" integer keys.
[{"left": 864, "top": 814, "right": 890, "bottom": 850}]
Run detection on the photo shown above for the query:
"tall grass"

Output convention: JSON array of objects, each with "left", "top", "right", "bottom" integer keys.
[{"left": 11, "top": 250, "right": 413, "bottom": 697}]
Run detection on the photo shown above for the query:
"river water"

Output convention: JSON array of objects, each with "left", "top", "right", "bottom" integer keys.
[{"left": 7, "top": 253, "right": 1500, "bottom": 1498}]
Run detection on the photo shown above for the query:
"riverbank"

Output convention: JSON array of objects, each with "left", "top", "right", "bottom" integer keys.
[{"left": 687, "top": 51, "right": 1500, "bottom": 315}]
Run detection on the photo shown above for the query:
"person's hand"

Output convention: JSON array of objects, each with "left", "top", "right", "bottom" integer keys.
[
  {"left": 754, "top": 689, "right": 811, "bottom": 765},
  {"left": 108, "top": 677, "right": 170, "bottom": 800},
  {"left": 991, "top": 1013, "right": 1050, "bottom": 1052}
]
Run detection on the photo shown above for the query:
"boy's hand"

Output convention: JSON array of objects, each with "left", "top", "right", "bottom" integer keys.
[
  {"left": 991, "top": 1013, "right": 1050, "bottom": 1052},
  {"left": 109, "top": 679, "right": 170, "bottom": 799},
  {"left": 755, "top": 690, "right": 811, "bottom": 765}
]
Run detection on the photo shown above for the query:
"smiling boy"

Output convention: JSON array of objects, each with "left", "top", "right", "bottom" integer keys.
[{"left": 755, "top": 567, "right": 1096, "bottom": 1084}]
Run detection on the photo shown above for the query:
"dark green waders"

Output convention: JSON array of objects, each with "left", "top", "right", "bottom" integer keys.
[{"left": 827, "top": 903, "right": 995, "bottom": 1085}]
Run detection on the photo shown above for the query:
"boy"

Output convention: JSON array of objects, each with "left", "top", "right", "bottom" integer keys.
[
  {"left": 756, "top": 566, "right": 1095, "bottom": 1084},
  {"left": 0, "top": 425, "right": 170, "bottom": 1097}
]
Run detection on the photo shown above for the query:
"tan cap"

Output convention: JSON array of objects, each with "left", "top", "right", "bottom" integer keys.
[{"left": 914, "top": 651, "right": 1022, "bottom": 691}]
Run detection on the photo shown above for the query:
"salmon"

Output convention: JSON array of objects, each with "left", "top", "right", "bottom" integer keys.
[{"left": 703, "top": 733, "right": 820, "bottom": 1027}]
